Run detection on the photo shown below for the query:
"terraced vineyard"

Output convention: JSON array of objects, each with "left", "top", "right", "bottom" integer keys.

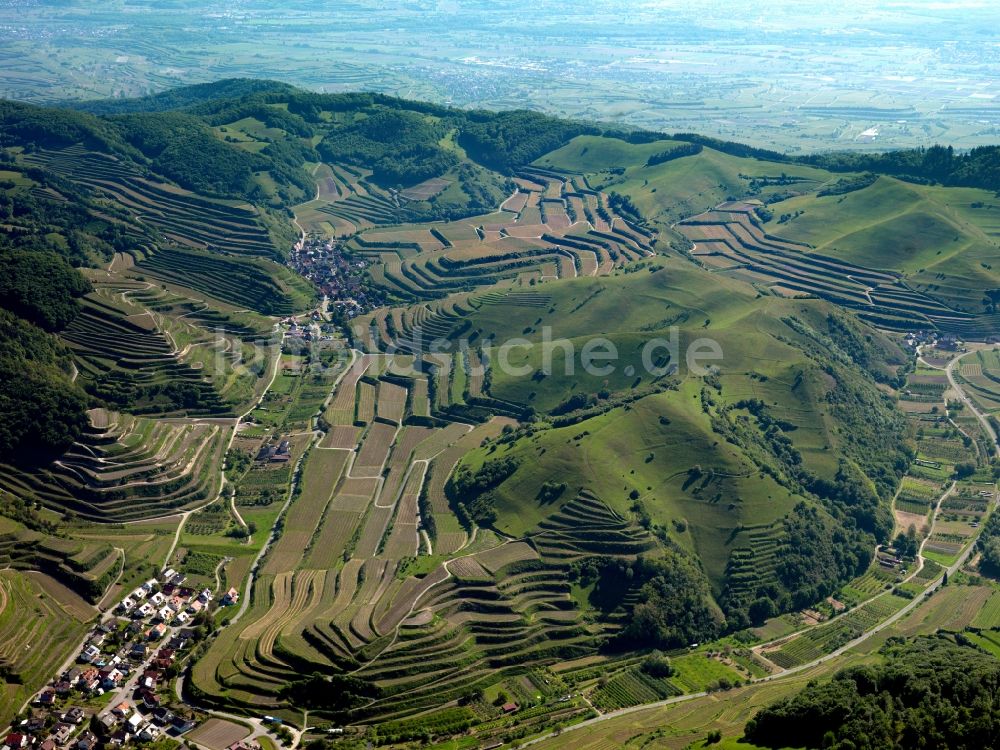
[
  {"left": 189, "top": 354, "right": 657, "bottom": 728},
  {"left": 0, "top": 515, "right": 117, "bottom": 601},
  {"left": 956, "top": 347, "right": 1000, "bottom": 418},
  {"left": 0, "top": 409, "right": 227, "bottom": 521},
  {"left": 135, "top": 246, "right": 314, "bottom": 316},
  {"left": 346, "top": 167, "right": 654, "bottom": 301},
  {"left": 61, "top": 288, "right": 233, "bottom": 416},
  {"left": 6, "top": 89, "right": 998, "bottom": 749},
  {"left": 677, "top": 203, "right": 1000, "bottom": 339},
  {"left": 23, "top": 145, "right": 280, "bottom": 258},
  {"left": 305, "top": 163, "right": 415, "bottom": 234},
  {"left": 0, "top": 569, "right": 91, "bottom": 727},
  {"left": 761, "top": 594, "right": 910, "bottom": 669}
]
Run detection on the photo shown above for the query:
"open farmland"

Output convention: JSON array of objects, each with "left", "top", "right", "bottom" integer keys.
[{"left": 186, "top": 719, "right": 250, "bottom": 750}]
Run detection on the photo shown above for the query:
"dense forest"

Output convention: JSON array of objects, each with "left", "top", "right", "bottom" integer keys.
[
  {"left": 0, "top": 166, "right": 102, "bottom": 461},
  {"left": 317, "top": 108, "right": 458, "bottom": 187},
  {"left": 745, "top": 636, "right": 1000, "bottom": 749},
  {"left": 0, "top": 309, "right": 89, "bottom": 460},
  {"left": 591, "top": 555, "right": 724, "bottom": 649}
]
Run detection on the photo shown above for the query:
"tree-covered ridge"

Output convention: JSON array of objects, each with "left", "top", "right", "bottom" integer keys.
[
  {"left": 671, "top": 130, "right": 1000, "bottom": 192},
  {"left": 457, "top": 110, "right": 600, "bottom": 172},
  {"left": 800, "top": 144, "right": 1000, "bottom": 192},
  {"left": 317, "top": 108, "right": 458, "bottom": 188},
  {"left": 0, "top": 165, "right": 142, "bottom": 266},
  {"left": 0, "top": 249, "right": 91, "bottom": 331},
  {"left": 110, "top": 112, "right": 268, "bottom": 198},
  {"left": 69, "top": 78, "right": 299, "bottom": 115},
  {"left": 0, "top": 309, "right": 89, "bottom": 461},
  {"left": 2, "top": 86, "right": 597, "bottom": 209},
  {"left": 0, "top": 165, "right": 107, "bottom": 460},
  {"left": 745, "top": 636, "right": 1000, "bottom": 749}
]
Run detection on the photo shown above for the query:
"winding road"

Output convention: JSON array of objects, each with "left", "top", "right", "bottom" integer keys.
[{"left": 942, "top": 349, "right": 999, "bottom": 458}]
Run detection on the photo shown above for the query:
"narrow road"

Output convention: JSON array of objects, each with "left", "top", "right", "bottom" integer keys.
[
  {"left": 175, "top": 675, "right": 300, "bottom": 749},
  {"left": 524, "top": 489, "right": 988, "bottom": 748},
  {"left": 944, "top": 350, "right": 999, "bottom": 458},
  {"left": 161, "top": 329, "right": 287, "bottom": 566}
]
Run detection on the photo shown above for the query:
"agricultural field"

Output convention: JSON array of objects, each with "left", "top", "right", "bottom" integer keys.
[
  {"left": 970, "top": 589, "right": 1000, "bottom": 630},
  {"left": 3, "top": 76, "right": 999, "bottom": 750},
  {"left": 955, "top": 346, "right": 1000, "bottom": 419},
  {"left": 0, "top": 409, "right": 228, "bottom": 522},
  {"left": 188, "top": 345, "right": 659, "bottom": 733},
  {"left": 0, "top": 570, "right": 92, "bottom": 727},
  {"left": 761, "top": 595, "right": 910, "bottom": 670}
]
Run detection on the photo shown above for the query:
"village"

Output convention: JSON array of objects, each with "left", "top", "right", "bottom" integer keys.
[
  {"left": 286, "top": 234, "right": 390, "bottom": 321},
  {"left": 2, "top": 568, "right": 246, "bottom": 750}
]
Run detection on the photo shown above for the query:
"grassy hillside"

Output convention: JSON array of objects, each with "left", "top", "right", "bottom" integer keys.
[
  {"left": 456, "top": 385, "right": 803, "bottom": 588},
  {"left": 1, "top": 81, "right": 995, "bottom": 741},
  {"left": 765, "top": 177, "right": 1000, "bottom": 314},
  {"left": 535, "top": 134, "right": 834, "bottom": 226},
  {"left": 535, "top": 134, "right": 999, "bottom": 328},
  {"left": 434, "top": 257, "right": 910, "bottom": 625}
]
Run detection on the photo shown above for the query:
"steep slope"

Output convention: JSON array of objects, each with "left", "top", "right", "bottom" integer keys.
[
  {"left": 765, "top": 176, "right": 1000, "bottom": 316},
  {"left": 442, "top": 260, "right": 910, "bottom": 626}
]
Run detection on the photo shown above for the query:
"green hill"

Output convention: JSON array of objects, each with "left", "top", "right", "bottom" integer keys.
[
  {"left": 0, "top": 81, "right": 997, "bottom": 739},
  {"left": 534, "top": 134, "right": 834, "bottom": 226},
  {"left": 535, "top": 134, "right": 1000, "bottom": 328},
  {"left": 765, "top": 177, "right": 1000, "bottom": 314},
  {"left": 435, "top": 257, "right": 910, "bottom": 626}
]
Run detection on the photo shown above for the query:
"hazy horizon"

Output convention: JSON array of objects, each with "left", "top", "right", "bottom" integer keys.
[{"left": 1, "top": 0, "right": 997, "bottom": 151}]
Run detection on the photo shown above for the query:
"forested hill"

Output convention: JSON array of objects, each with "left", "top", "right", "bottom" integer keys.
[
  {"left": 66, "top": 78, "right": 301, "bottom": 115},
  {"left": 745, "top": 635, "right": 1000, "bottom": 748},
  {"left": 646, "top": 131, "right": 1000, "bottom": 192}
]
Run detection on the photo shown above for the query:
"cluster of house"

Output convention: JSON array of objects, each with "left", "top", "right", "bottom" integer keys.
[
  {"left": 287, "top": 235, "right": 388, "bottom": 317},
  {"left": 255, "top": 439, "right": 291, "bottom": 464},
  {"left": 903, "top": 331, "right": 964, "bottom": 352},
  {"left": 107, "top": 569, "right": 213, "bottom": 631},
  {"left": 5, "top": 567, "right": 210, "bottom": 750},
  {"left": 283, "top": 318, "right": 325, "bottom": 342},
  {"left": 4, "top": 707, "right": 86, "bottom": 750},
  {"left": 92, "top": 695, "right": 195, "bottom": 748},
  {"left": 14, "top": 633, "right": 195, "bottom": 750}
]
